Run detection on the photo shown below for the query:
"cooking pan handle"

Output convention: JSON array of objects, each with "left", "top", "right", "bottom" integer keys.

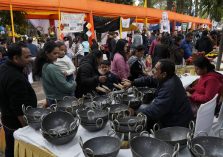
[
  {"left": 193, "top": 144, "right": 206, "bottom": 156},
  {"left": 96, "top": 118, "right": 104, "bottom": 128},
  {"left": 160, "top": 153, "right": 171, "bottom": 157},
  {"left": 70, "top": 119, "right": 79, "bottom": 131},
  {"left": 22, "top": 104, "right": 26, "bottom": 114},
  {"left": 40, "top": 114, "right": 46, "bottom": 121},
  {"left": 48, "top": 129, "right": 59, "bottom": 138},
  {"left": 65, "top": 106, "right": 73, "bottom": 113},
  {"left": 79, "top": 136, "right": 84, "bottom": 149},
  {"left": 128, "top": 119, "right": 138, "bottom": 131},
  {"left": 23, "top": 115, "right": 28, "bottom": 124},
  {"left": 172, "top": 143, "right": 180, "bottom": 157},
  {"left": 87, "top": 110, "right": 95, "bottom": 121},
  {"left": 135, "top": 125, "right": 144, "bottom": 133},
  {"left": 137, "top": 113, "right": 147, "bottom": 126},
  {"left": 84, "top": 148, "right": 95, "bottom": 157},
  {"left": 113, "top": 119, "right": 120, "bottom": 130},
  {"left": 152, "top": 123, "right": 160, "bottom": 132},
  {"left": 78, "top": 98, "right": 84, "bottom": 105},
  {"left": 189, "top": 121, "right": 195, "bottom": 132},
  {"left": 71, "top": 100, "right": 80, "bottom": 107},
  {"left": 58, "top": 128, "right": 69, "bottom": 136},
  {"left": 49, "top": 104, "right": 57, "bottom": 112}
]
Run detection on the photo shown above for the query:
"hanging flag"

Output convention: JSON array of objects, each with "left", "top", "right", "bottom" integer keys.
[{"left": 121, "top": 18, "right": 130, "bottom": 28}]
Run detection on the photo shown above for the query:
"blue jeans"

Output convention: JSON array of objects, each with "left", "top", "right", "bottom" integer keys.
[{"left": 3, "top": 126, "right": 15, "bottom": 157}]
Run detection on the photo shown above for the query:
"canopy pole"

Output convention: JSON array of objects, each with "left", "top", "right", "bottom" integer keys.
[
  {"left": 144, "top": 0, "right": 147, "bottom": 7},
  {"left": 58, "top": 0, "right": 61, "bottom": 40},
  {"left": 120, "top": 17, "right": 122, "bottom": 39},
  {"left": 9, "top": 0, "right": 15, "bottom": 43}
]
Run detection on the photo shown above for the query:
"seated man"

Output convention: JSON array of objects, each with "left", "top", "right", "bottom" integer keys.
[{"left": 122, "top": 59, "right": 193, "bottom": 129}]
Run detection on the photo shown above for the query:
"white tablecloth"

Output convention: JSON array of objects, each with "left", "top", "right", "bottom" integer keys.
[
  {"left": 14, "top": 125, "right": 132, "bottom": 157},
  {"left": 14, "top": 74, "right": 202, "bottom": 157}
]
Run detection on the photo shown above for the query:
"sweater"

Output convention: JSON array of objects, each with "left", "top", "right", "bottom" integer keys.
[
  {"left": 42, "top": 63, "right": 76, "bottom": 100},
  {"left": 54, "top": 55, "right": 76, "bottom": 76},
  {"left": 111, "top": 53, "right": 130, "bottom": 80},
  {"left": 190, "top": 72, "right": 223, "bottom": 104}
]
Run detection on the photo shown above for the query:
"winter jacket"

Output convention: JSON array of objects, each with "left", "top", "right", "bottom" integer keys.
[
  {"left": 190, "top": 71, "right": 223, "bottom": 104},
  {"left": 180, "top": 39, "right": 192, "bottom": 59},
  {"left": 128, "top": 56, "right": 144, "bottom": 81},
  {"left": 195, "top": 36, "right": 213, "bottom": 54},
  {"left": 111, "top": 53, "right": 130, "bottom": 80},
  {"left": 133, "top": 74, "right": 193, "bottom": 128},
  {"left": 75, "top": 55, "right": 100, "bottom": 98},
  {"left": 170, "top": 43, "right": 184, "bottom": 65}
]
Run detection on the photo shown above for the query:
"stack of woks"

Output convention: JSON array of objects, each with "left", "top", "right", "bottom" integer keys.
[
  {"left": 110, "top": 113, "right": 147, "bottom": 141},
  {"left": 52, "top": 96, "right": 83, "bottom": 117},
  {"left": 76, "top": 108, "right": 109, "bottom": 132},
  {"left": 22, "top": 104, "right": 51, "bottom": 130},
  {"left": 40, "top": 111, "right": 79, "bottom": 145}
]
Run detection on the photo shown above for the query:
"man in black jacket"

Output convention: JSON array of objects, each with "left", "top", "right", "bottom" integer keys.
[
  {"left": 123, "top": 59, "right": 193, "bottom": 128},
  {"left": 0, "top": 43, "right": 37, "bottom": 157},
  {"left": 195, "top": 30, "right": 213, "bottom": 54}
]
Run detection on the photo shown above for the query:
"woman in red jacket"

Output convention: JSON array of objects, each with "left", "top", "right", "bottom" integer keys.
[{"left": 186, "top": 56, "right": 223, "bottom": 115}]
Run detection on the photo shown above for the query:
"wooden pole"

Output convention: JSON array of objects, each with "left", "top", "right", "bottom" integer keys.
[
  {"left": 58, "top": 0, "right": 61, "bottom": 40},
  {"left": 120, "top": 17, "right": 122, "bottom": 39}
]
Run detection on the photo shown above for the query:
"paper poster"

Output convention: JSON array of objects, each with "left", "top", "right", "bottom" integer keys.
[
  {"left": 86, "top": 30, "right": 92, "bottom": 37},
  {"left": 162, "top": 12, "right": 168, "bottom": 20},
  {"left": 160, "top": 20, "right": 170, "bottom": 33},
  {"left": 181, "top": 23, "right": 188, "bottom": 31},
  {"left": 121, "top": 18, "right": 130, "bottom": 28},
  {"left": 61, "top": 12, "right": 85, "bottom": 33}
]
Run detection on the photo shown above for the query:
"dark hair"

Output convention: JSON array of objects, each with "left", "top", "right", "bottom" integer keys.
[
  {"left": 7, "top": 42, "right": 27, "bottom": 60},
  {"left": 34, "top": 41, "right": 58, "bottom": 77},
  {"left": 132, "top": 45, "right": 145, "bottom": 55},
  {"left": 0, "top": 47, "right": 6, "bottom": 56},
  {"left": 100, "top": 60, "right": 111, "bottom": 66},
  {"left": 28, "top": 37, "right": 33, "bottom": 43},
  {"left": 193, "top": 56, "right": 215, "bottom": 72},
  {"left": 202, "top": 30, "right": 208, "bottom": 36},
  {"left": 186, "top": 32, "right": 193, "bottom": 38},
  {"left": 174, "top": 36, "right": 182, "bottom": 44},
  {"left": 158, "top": 59, "right": 175, "bottom": 79},
  {"left": 112, "top": 39, "right": 128, "bottom": 61},
  {"left": 91, "top": 39, "right": 99, "bottom": 51},
  {"left": 56, "top": 41, "right": 65, "bottom": 48}
]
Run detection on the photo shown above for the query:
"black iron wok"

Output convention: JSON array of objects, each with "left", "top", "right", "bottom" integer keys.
[
  {"left": 80, "top": 136, "right": 121, "bottom": 157},
  {"left": 130, "top": 135, "right": 179, "bottom": 157}
]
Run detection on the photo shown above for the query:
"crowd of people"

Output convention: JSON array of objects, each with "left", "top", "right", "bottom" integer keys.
[{"left": 0, "top": 28, "right": 223, "bottom": 157}]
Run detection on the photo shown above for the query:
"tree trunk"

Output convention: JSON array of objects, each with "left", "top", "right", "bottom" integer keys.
[
  {"left": 167, "top": 0, "right": 173, "bottom": 10},
  {"left": 216, "top": 28, "right": 223, "bottom": 70},
  {"left": 195, "top": 0, "right": 199, "bottom": 16},
  {"left": 147, "top": 0, "right": 152, "bottom": 8}
]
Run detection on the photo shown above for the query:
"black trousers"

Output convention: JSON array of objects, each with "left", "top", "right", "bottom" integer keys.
[{"left": 3, "top": 126, "right": 15, "bottom": 157}]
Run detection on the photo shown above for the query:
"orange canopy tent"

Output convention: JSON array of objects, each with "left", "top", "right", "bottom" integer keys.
[{"left": 0, "top": 0, "right": 211, "bottom": 25}]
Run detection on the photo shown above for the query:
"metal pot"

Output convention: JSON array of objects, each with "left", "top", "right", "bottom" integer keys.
[
  {"left": 150, "top": 122, "right": 194, "bottom": 147},
  {"left": 130, "top": 132, "right": 180, "bottom": 157},
  {"left": 120, "top": 92, "right": 142, "bottom": 110},
  {"left": 109, "top": 104, "right": 128, "bottom": 120},
  {"left": 93, "top": 95, "right": 112, "bottom": 109},
  {"left": 136, "top": 87, "right": 156, "bottom": 104},
  {"left": 22, "top": 105, "right": 51, "bottom": 130},
  {"left": 76, "top": 108, "right": 109, "bottom": 124},
  {"left": 80, "top": 136, "right": 121, "bottom": 157},
  {"left": 188, "top": 134, "right": 223, "bottom": 157},
  {"left": 80, "top": 118, "right": 107, "bottom": 132},
  {"left": 114, "top": 113, "right": 147, "bottom": 126},
  {"left": 41, "top": 111, "right": 78, "bottom": 136}
]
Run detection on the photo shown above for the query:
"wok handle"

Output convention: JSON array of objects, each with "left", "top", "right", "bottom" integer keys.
[
  {"left": 96, "top": 118, "right": 104, "bottom": 128},
  {"left": 84, "top": 148, "right": 95, "bottom": 157},
  {"left": 65, "top": 106, "right": 73, "bottom": 113},
  {"left": 172, "top": 143, "right": 180, "bottom": 157},
  {"left": 152, "top": 123, "right": 160, "bottom": 133},
  {"left": 70, "top": 119, "right": 79, "bottom": 132},
  {"left": 189, "top": 121, "right": 195, "bottom": 132},
  {"left": 135, "top": 125, "right": 144, "bottom": 133},
  {"left": 113, "top": 119, "right": 120, "bottom": 130},
  {"left": 49, "top": 104, "right": 57, "bottom": 112},
  {"left": 22, "top": 104, "right": 26, "bottom": 114},
  {"left": 23, "top": 115, "right": 28, "bottom": 124},
  {"left": 137, "top": 113, "right": 147, "bottom": 126},
  {"left": 87, "top": 110, "right": 95, "bottom": 121},
  {"left": 79, "top": 136, "right": 84, "bottom": 149},
  {"left": 128, "top": 119, "right": 137, "bottom": 131},
  {"left": 160, "top": 153, "right": 171, "bottom": 157},
  {"left": 193, "top": 144, "right": 206, "bottom": 156}
]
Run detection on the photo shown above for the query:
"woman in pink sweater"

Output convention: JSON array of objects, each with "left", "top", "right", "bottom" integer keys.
[{"left": 111, "top": 39, "right": 130, "bottom": 81}]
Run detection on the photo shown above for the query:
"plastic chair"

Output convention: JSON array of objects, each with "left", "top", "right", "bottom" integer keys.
[
  {"left": 194, "top": 94, "right": 218, "bottom": 136},
  {"left": 210, "top": 102, "right": 223, "bottom": 137}
]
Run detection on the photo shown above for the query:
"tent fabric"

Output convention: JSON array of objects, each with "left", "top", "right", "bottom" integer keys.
[{"left": 0, "top": 0, "right": 211, "bottom": 25}]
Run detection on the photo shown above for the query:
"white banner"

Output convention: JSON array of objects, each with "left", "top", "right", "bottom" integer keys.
[
  {"left": 61, "top": 13, "right": 85, "bottom": 33},
  {"left": 121, "top": 18, "right": 130, "bottom": 28},
  {"left": 160, "top": 20, "right": 170, "bottom": 33}
]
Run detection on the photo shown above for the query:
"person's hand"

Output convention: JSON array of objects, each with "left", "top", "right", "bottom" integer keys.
[
  {"left": 186, "top": 92, "right": 192, "bottom": 97},
  {"left": 63, "top": 71, "right": 68, "bottom": 76},
  {"left": 121, "top": 80, "right": 132, "bottom": 89},
  {"left": 128, "top": 107, "right": 135, "bottom": 116},
  {"left": 99, "top": 76, "right": 107, "bottom": 83}
]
